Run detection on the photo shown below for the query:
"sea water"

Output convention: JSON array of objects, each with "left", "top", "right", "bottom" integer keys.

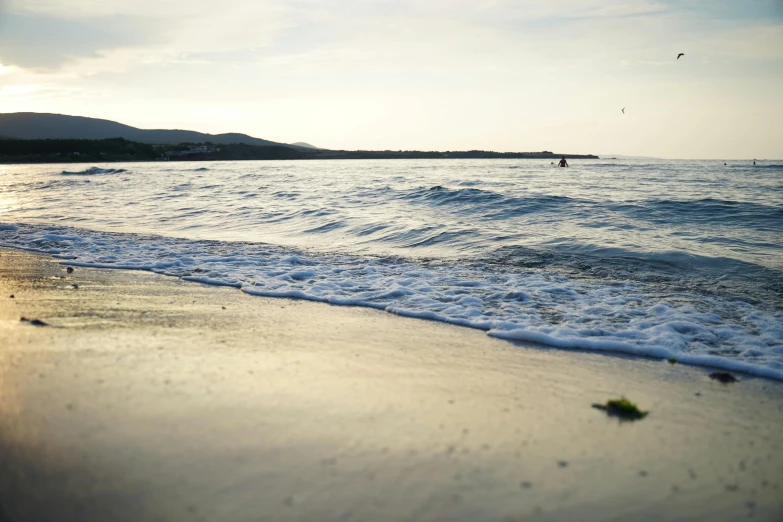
[{"left": 1, "top": 159, "right": 781, "bottom": 378}]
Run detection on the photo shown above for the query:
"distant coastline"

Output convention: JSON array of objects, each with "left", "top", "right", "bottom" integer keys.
[
  {"left": 0, "top": 137, "right": 599, "bottom": 164},
  {"left": 0, "top": 112, "right": 599, "bottom": 163}
]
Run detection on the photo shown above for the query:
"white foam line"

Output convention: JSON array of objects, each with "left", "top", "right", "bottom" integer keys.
[
  {"left": 182, "top": 276, "right": 242, "bottom": 287},
  {"left": 489, "top": 328, "right": 783, "bottom": 380},
  {"left": 0, "top": 242, "right": 65, "bottom": 255},
  {"left": 490, "top": 328, "right": 673, "bottom": 358},
  {"left": 1, "top": 223, "right": 781, "bottom": 382}
]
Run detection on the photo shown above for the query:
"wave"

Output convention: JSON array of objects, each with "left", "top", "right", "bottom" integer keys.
[
  {"left": 647, "top": 197, "right": 781, "bottom": 215},
  {"left": 60, "top": 167, "right": 127, "bottom": 176},
  {"left": 2, "top": 223, "right": 782, "bottom": 381},
  {"left": 399, "top": 185, "right": 578, "bottom": 214},
  {"left": 402, "top": 186, "right": 507, "bottom": 205},
  {"left": 158, "top": 167, "right": 211, "bottom": 173},
  {"left": 397, "top": 187, "right": 782, "bottom": 229},
  {"left": 488, "top": 244, "right": 783, "bottom": 306},
  {"left": 397, "top": 186, "right": 782, "bottom": 221},
  {"left": 28, "top": 179, "right": 95, "bottom": 190},
  {"left": 614, "top": 198, "right": 783, "bottom": 228}
]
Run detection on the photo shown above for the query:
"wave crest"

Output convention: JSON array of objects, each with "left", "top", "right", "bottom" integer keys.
[{"left": 60, "top": 167, "right": 127, "bottom": 176}]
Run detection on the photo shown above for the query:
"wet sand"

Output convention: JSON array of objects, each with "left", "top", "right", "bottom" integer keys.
[{"left": 0, "top": 248, "right": 782, "bottom": 522}]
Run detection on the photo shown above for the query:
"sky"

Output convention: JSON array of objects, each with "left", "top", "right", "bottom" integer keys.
[{"left": 0, "top": 0, "right": 781, "bottom": 158}]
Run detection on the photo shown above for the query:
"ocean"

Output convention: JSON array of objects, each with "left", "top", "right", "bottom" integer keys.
[{"left": 1, "top": 158, "right": 781, "bottom": 379}]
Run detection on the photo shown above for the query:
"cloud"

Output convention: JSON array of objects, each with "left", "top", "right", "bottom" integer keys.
[
  {"left": 0, "top": 0, "right": 294, "bottom": 69},
  {"left": 0, "top": 12, "right": 164, "bottom": 69},
  {"left": 702, "top": 24, "right": 783, "bottom": 60},
  {"left": 667, "top": 0, "right": 783, "bottom": 22},
  {"left": 2, "top": 0, "right": 779, "bottom": 73}
]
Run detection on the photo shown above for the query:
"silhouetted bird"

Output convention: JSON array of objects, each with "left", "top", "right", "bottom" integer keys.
[
  {"left": 677, "top": 53, "right": 685, "bottom": 60},
  {"left": 621, "top": 108, "right": 625, "bottom": 114}
]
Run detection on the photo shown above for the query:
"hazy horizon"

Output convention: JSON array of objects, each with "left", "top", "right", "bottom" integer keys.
[{"left": 1, "top": 0, "right": 781, "bottom": 159}]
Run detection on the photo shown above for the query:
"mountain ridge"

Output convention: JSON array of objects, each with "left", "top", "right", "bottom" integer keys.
[
  {"left": 0, "top": 112, "right": 600, "bottom": 161},
  {"left": 0, "top": 112, "right": 300, "bottom": 148}
]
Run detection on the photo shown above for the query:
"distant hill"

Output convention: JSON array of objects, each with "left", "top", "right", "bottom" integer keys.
[
  {"left": 0, "top": 138, "right": 309, "bottom": 163},
  {"left": 0, "top": 112, "right": 298, "bottom": 148},
  {"left": 0, "top": 113, "right": 599, "bottom": 163}
]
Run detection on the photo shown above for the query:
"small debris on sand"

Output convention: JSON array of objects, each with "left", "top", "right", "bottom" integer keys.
[
  {"left": 9, "top": 295, "right": 13, "bottom": 298},
  {"left": 668, "top": 357, "right": 678, "bottom": 365},
  {"left": 66, "top": 267, "right": 74, "bottom": 274},
  {"left": 709, "top": 372, "right": 738, "bottom": 383},
  {"left": 72, "top": 283, "right": 79, "bottom": 289},
  {"left": 20, "top": 317, "right": 49, "bottom": 327},
  {"left": 592, "top": 398, "right": 648, "bottom": 420}
]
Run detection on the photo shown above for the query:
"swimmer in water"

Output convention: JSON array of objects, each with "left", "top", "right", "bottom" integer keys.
[{"left": 558, "top": 156, "right": 568, "bottom": 167}]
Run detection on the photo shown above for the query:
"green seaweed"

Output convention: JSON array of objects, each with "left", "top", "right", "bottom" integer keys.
[
  {"left": 592, "top": 398, "right": 648, "bottom": 421},
  {"left": 668, "top": 357, "right": 678, "bottom": 365}
]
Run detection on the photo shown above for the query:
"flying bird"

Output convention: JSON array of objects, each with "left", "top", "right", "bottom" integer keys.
[
  {"left": 621, "top": 108, "right": 625, "bottom": 114},
  {"left": 677, "top": 53, "right": 685, "bottom": 60}
]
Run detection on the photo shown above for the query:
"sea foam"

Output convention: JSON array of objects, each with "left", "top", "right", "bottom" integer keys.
[{"left": 2, "top": 223, "right": 781, "bottom": 380}]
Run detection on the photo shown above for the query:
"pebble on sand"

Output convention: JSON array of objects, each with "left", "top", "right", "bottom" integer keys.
[
  {"left": 20, "top": 317, "right": 49, "bottom": 327},
  {"left": 709, "top": 372, "right": 738, "bottom": 383}
]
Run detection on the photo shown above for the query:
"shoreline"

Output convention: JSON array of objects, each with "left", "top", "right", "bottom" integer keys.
[
  {"left": 0, "top": 154, "right": 601, "bottom": 165},
  {"left": 4, "top": 235, "right": 781, "bottom": 382},
  {"left": 1, "top": 247, "right": 782, "bottom": 521}
]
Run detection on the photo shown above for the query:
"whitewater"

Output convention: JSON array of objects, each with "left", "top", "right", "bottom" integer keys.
[{"left": 1, "top": 158, "right": 781, "bottom": 379}]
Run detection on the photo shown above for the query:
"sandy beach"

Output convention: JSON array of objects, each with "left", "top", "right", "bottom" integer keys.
[{"left": 0, "top": 247, "right": 781, "bottom": 522}]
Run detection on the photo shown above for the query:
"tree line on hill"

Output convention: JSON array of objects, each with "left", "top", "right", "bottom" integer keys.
[
  {"left": 0, "top": 137, "right": 599, "bottom": 163},
  {"left": 0, "top": 138, "right": 308, "bottom": 163}
]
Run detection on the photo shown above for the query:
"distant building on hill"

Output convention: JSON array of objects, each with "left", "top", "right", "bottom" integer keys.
[{"left": 164, "top": 145, "right": 220, "bottom": 158}]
